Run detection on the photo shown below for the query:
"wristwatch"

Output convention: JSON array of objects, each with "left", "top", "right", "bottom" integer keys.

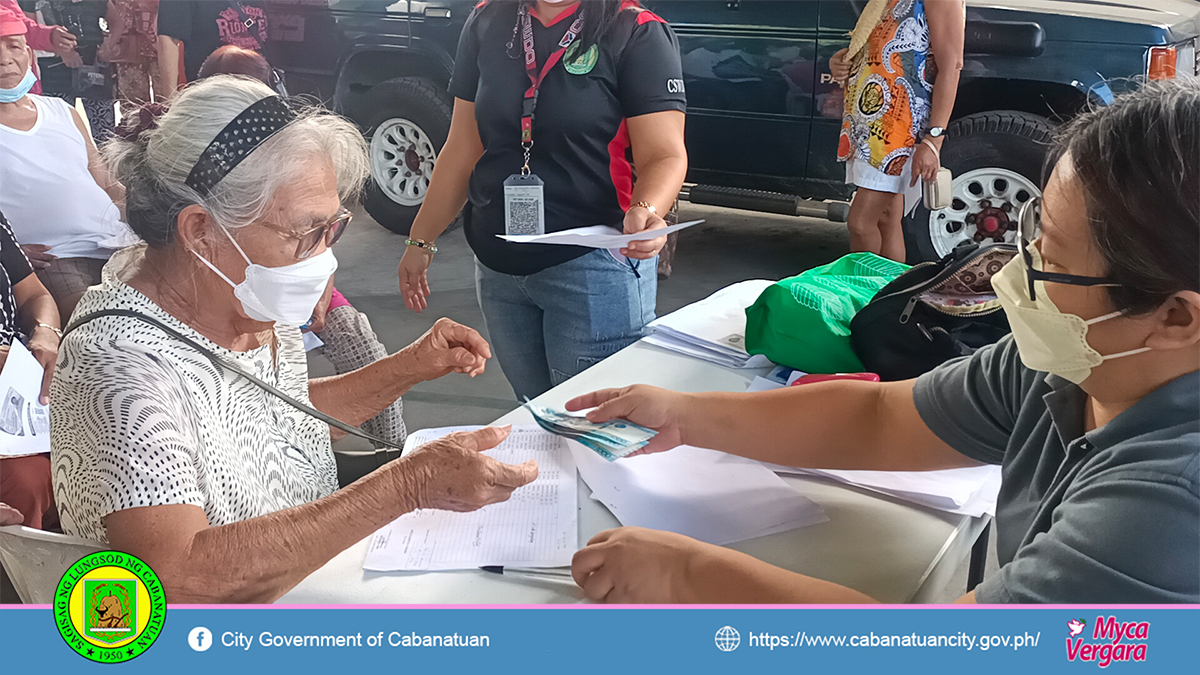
[{"left": 927, "top": 126, "right": 946, "bottom": 139}]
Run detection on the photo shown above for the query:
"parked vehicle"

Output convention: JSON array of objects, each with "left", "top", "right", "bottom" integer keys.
[{"left": 265, "top": 0, "right": 1200, "bottom": 261}]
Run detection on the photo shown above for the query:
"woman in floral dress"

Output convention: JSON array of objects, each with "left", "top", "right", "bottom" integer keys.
[{"left": 831, "top": 0, "right": 965, "bottom": 262}]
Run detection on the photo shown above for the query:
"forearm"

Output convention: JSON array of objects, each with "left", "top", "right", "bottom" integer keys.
[
  {"left": 675, "top": 381, "right": 964, "bottom": 471},
  {"left": 681, "top": 546, "right": 878, "bottom": 604},
  {"left": 167, "top": 460, "right": 421, "bottom": 603},
  {"left": 629, "top": 154, "right": 687, "bottom": 213},
  {"left": 308, "top": 346, "right": 427, "bottom": 430},
  {"left": 408, "top": 154, "right": 474, "bottom": 242},
  {"left": 156, "top": 36, "right": 180, "bottom": 96},
  {"left": 17, "top": 292, "right": 58, "bottom": 335},
  {"left": 927, "top": 66, "right": 961, "bottom": 132}
]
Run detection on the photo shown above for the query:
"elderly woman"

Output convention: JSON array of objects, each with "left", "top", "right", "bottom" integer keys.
[
  {"left": 50, "top": 76, "right": 538, "bottom": 603},
  {"left": 568, "top": 80, "right": 1199, "bottom": 604}
]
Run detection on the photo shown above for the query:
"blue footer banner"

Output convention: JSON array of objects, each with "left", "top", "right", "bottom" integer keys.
[{"left": 2, "top": 605, "right": 1199, "bottom": 673}]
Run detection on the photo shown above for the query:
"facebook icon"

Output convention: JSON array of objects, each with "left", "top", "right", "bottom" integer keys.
[{"left": 188, "top": 627, "right": 213, "bottom": 652}]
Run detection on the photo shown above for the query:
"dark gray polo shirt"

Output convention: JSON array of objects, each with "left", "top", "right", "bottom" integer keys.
[{"left": 914, "top": 336, "right": 1199, "bottom": 603}]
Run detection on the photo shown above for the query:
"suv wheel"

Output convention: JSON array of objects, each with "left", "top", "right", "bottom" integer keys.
[
  {"left": 906, "top": 111, "right": 1054, "bottom": 261},
  {"left": 360, "top": 77, "right": 461, "bottom": 235}
]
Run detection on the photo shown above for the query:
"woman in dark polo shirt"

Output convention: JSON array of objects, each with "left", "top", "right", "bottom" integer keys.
[
  {"left": 398, "top": 0, "right": 687, "bottom": 400},
  {"left": 563, "top": 80, "right": 1200, "bottom": 604}
]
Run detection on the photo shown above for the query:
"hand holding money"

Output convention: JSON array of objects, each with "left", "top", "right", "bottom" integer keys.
[
  {"left": 560, "top": 385, "right": 687, "bottom": 457},
  {"left": 526, "top": 401, "right": 659, "bottom": 461}
]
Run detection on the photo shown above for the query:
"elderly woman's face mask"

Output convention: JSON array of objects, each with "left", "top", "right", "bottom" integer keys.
[{"left": 192, "top": 221, "right": 339, "bottom": 326}]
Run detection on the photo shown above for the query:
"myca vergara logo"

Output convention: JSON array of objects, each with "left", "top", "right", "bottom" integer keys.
[
  {"left": 53, "top": 551, "right": 166, "bottom": 663},
  {"left": 1065, "top": 616, "right": 1149, "bottom": 668}
]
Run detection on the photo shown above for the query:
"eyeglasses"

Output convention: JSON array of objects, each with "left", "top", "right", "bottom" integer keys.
[
  {"left": 1017, "top": 197, "right": 1118, "bottom": 301},
  {"left": 262, "top": 208, "right": 353, "bottom": 260}
]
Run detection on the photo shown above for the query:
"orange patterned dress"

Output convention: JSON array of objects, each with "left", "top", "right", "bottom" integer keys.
[{"left": 838, "top": 0, "right": 934, "bottom": 196}]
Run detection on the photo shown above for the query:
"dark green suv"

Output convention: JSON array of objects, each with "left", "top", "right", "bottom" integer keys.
[{"left": 266, "top": 0, "right": 1199, "bottom": 260}]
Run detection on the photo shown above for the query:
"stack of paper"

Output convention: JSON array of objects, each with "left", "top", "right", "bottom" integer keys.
[
  {"left": 0, "top": 341, "right": 51, "bottom": 457},
  {"left": 568, "top": 441, "right": 827, "bottom": 546},
  {"left": 362, "top": 426, "right": 577, "bottom": 571},
  {"left": 746, "top": 378, "right": 1001, "bottom": 517},
  {"left": 644, "top": 279, "right": 776, "bottom": 368}
]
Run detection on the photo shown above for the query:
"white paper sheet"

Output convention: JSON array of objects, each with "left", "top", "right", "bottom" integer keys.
[
  {"left": 643, "top": 279, "right": 775, "bottom": 368},
  {"left": 302, "top": 332, "right": 324, "bottom": 352},
  {"left": 498, "top": 220, "right": 702, "bottom": 248},
  {"left": 568, "top": 441, "right": 826, "bottom": 546},
  {"left": 363, "top": 426, "right": 578, "bottom": 571},
  {"left": 0, "top": 341, "right": 51, "bottom": 457}
]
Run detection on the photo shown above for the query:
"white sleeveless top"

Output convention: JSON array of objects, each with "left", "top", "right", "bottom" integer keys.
[{"left": 0, "top": 95, "right": 137, "bottom": 259}]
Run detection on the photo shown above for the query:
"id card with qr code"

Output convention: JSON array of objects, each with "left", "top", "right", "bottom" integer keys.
[{"left": 504, "top": 173, "right": 546, "bottom": 236}]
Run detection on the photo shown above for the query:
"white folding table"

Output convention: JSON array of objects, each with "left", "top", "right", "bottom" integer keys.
[{"left": 281, "top": 341, "right": 989, "bottom": 604}]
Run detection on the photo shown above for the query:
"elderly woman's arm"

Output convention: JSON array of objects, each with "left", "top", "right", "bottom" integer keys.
[
  {"left": 307, "top": 318, "right": 489, "bottom": 437},
  {"left": 104, "top": 427, "right": 537, "bottom": 603},
  {"left": 12, "top": 272, "right": 60, "bottom": 404}
]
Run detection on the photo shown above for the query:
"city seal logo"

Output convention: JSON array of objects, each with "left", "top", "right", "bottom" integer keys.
[
  {"left": 564, "top": 41, "right": 598, "bottom": 75},
  {"left": 54, "top": 551, "right": 166, "bottom": 663}
]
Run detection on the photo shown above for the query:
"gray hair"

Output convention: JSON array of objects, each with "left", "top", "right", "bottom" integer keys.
[{"left": 105, "top": 75, "right": 369, "bottom": 246}]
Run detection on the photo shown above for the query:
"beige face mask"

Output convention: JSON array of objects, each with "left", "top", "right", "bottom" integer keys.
[{"left": 992, "top": 244, "right": 1150, "bottom": 384}]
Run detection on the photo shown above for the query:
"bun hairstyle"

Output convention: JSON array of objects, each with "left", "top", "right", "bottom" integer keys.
[
  {"left": 1051, "top": 79, "right": 1200, "bottom": 314},
  {"left": 102, "top": 76, "right": 369, "bottom": 248}
]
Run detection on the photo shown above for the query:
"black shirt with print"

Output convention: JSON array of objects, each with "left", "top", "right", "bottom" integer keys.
[
  {"left": 158, "top": 0, "right": 268, "bottom": 82},
  {"left": 0, "top": 211, "right": 35, "bottom": 347},
  {"left": 449, "top": 1, "right": 686, "bottom": 276}
]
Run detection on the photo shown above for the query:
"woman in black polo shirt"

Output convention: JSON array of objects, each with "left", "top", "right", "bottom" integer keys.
[{"left": 398, "top": 0, "right": 687, "bottom": 400}]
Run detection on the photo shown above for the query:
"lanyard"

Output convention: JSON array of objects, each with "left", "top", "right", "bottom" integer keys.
[{"left": 518, "top": 2, "right": 585, "bottom": 174}]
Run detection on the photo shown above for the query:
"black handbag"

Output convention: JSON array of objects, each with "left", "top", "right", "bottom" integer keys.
[{"left": 849, "top": 243, "right": 1015, "bottom": 381}]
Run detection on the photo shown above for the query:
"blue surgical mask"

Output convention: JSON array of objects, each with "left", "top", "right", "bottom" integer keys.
[{"left": 0, "top": 69, "right": 36, "bottom": 104}]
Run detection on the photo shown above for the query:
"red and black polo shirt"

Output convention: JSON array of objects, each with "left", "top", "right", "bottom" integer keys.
[{"left": 449, "top": 0, "right": 686, "bottom": 276}]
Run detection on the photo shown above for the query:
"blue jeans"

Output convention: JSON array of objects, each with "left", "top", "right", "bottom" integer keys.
[{"left": 475, "top": 249, "right": 657, "bottom": 401}]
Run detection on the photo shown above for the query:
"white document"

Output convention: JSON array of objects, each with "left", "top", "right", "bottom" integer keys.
[
  {"left": 301, "top": 331, "right": 324, "bottom": 352},
  {"left": 0, "top": 341, "right": 51, "bottom": 457},
  {"left": 745, "top": 376, "right": 786, "bottom": 393},
  {"left": 569, "top": 441, "right": 826, "bottom": 546},
  {"left": 498, "top": 220, "right": 702, "bottom": 248},
  {"left": 643, "top": 279, "right": 775, "bottom": 369},
  {"left": 363, "top": 426, "right": 578, "bottom": 571},
  {"left": 767, "top": 464, "right": 1002, "bottom": 517}
]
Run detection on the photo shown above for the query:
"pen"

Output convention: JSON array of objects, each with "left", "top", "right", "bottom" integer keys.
[{"left": 479, "top": 566, "right": 576, "bottom": 582}]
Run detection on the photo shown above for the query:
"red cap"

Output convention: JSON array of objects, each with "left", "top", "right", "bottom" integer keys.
[{"left": 0, "top": 6, "right": 28, "bottom": 38}]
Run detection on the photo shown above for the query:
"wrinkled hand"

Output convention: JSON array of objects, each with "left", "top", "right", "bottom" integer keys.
[
  {"left": 27, "top": 325, "right": 59, "bottom": 405},
  {"left": 405, "top": 317, "right": 491, "bottom": 380},
  {"left": 304, "top": 280, "right": 335, "bottom": 334},
  {"left": 910, "top": 142, "right": 941, "bottom": 187},
  {"left": 0, "top": 502, "right": 24, "bottom": 527},
  {"left": 830, "top": 47, "right": 852, "bottom": 86},
  {"left": 572, "top": 527, "right": 713, "bottom": 603},
  {"left": 621, "top": 206, "right": 667, "bottom": 260},
  {"left": 60, "top": 49, "right": 84, "bottom": 69},
  {"left": 398, "top": 246, "right": 434, "bottom": 312},
  {"left": 21, "top": 244, "right": 56, "bottom": 271},
  {"left": 565, "top": 385, "right": 686, "bottom": 456},
  {"left": 50, "top": 26, "right": 78, "bottom": 54},
  {"left": 402, "top": 426, "right": 539, "bottom": 512}
]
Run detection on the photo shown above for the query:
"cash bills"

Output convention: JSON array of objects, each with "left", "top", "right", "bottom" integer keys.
[{"left": 524, "top": 403, "right": 657, "bottom": 461}]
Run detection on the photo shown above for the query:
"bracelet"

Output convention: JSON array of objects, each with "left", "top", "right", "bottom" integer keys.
[
  {"left": 36, "top": 322, "right": 62, "bottom": 338},
  {"left": 405, "top": 238, "right": 438, "bottom": 254},
  {"left": 921, "top": 137, "right": 941, "bottom": 161},
  {"left": 632, "top": 201, "right": 658, "bottom": 215}
]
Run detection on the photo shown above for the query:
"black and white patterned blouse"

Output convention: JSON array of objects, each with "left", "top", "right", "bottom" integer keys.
[
  {"left": 51, "top": 246, "right": 338, "bottom": 543},
  {"left": 0, "top": 211, "right": 35, "bottom": 347}
]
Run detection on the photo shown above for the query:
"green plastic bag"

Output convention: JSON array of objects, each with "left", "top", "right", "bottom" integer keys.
[{"left": 744, "top": 253, "right": 910, "bottom": 373}]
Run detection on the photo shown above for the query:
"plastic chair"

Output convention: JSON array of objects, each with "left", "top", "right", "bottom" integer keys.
[{"left": 0, "top": 525, "right": 106, "bottom": 604}]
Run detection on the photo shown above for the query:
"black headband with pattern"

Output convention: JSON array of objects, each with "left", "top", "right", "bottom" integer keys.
[{"left": 185, "top": 96, "right": 297, "bottom": 197}]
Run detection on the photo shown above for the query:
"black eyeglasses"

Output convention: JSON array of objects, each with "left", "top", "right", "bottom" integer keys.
[
  {"left": 262, "top": 208, "right": 353, "bottom": 260},
  {"left": 1016, "top": 197, "right": 1118, "bottom": 301}
]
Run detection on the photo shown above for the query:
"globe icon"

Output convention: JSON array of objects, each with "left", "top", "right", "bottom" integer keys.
[{"left": 714, "top": 626, "right": 740, "bottom": 652}]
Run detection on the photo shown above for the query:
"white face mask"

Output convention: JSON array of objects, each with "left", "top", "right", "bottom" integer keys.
[
  {"left": 992, "top": 243, "right": 1150, "bottom": 384},
  {"left": 192, "top": 223, "right": 338, "bottom": 326}
]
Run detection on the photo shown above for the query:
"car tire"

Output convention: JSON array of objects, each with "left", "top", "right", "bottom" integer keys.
[
  {"left": 905, "top": 111, "right": 1055, "bottom": 262},
  {"left": 360, "top": 77, "right": 462, "bottom": 236}
]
